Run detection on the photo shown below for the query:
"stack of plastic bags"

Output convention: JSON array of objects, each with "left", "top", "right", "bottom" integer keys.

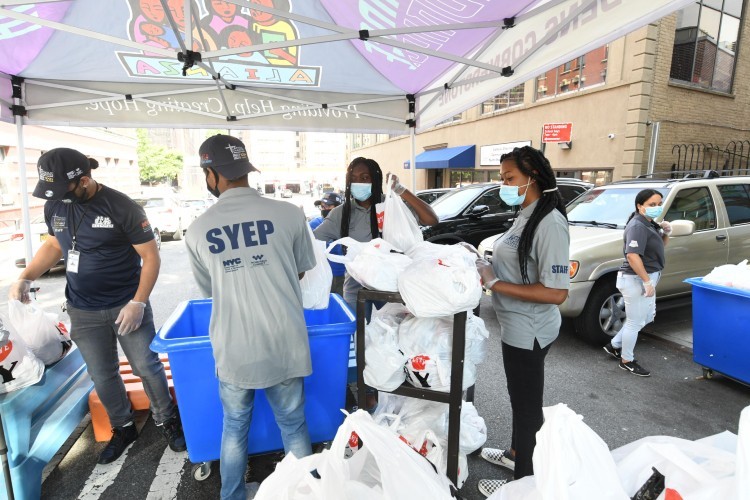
[
  {"left": 326, "top": 192, "right": 487, "bottom": 488},
  {"left": 255, "top": 410, "right": 459, "bottom": 500},
  {"left": 0, "top": 312, "right": 44, "bottom": 394},
  {"left": 488, "top": 403, "right": 750, "bottom": 500},
  {"left": 703, "top": 259, "right": 750, "bottom": 291}
]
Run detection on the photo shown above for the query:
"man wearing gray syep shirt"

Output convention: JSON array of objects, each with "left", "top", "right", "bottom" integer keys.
[{"left": 185, "top": 135, "right": 315, "bottom": 500}]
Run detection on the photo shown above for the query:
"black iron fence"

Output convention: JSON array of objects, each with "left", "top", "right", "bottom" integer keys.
[{"left": 669, "top": 141, "right": 750, "bottom": 177}]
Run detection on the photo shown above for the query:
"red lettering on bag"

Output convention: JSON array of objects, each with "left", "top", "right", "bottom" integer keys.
[
  {"left": 377, "top": 211, "right": 385, "bottom": 231},
  {"left": 0, "top": 341, "right": 13, "bottom": 362},
  {"left": 411, "top": 355, "right": 430, "bottom": 371},
  {"left": 665, "top": 489, "right": 684, "bottom": 500},
  {"left": 57, "top": 322, "right": 68, "bottom": 335},
  {"left": 348, "top": 431, "right": 359, "bottom": 448}
]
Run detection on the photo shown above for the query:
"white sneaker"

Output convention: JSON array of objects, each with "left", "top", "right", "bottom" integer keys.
[
  {"left": 478, "top": 479, "right": 508, "bottom": 498},
  {"left": 480, "top": 447, "right": 515, "bottom": 471}
]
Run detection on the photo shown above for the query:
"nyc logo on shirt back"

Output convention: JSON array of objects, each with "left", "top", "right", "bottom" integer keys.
[{"left": 206, "top": 220, "right": 275, "bottom": 254}]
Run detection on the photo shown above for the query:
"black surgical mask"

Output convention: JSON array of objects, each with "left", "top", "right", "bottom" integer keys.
[
  {"left": 62, "top": 178, "right": 87, "bottom": 204},
  {"left": 205, "top": 168, "right": 221, "bottom": 198},
  {"left": 321, "top": 209, "right": 331, "bottom": 218}
]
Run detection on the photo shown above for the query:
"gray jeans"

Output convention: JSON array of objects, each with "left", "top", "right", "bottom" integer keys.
[{"left": 67, "top": 301, "right": 176, "bottom": 427}]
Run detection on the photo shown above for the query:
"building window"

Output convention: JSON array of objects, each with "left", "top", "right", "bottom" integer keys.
[
  {"left": 436, "top": 113, "right": 463, "bottom": 127},
  {"left": 670, "top": 1, "right": 743, "bottom": 93},
  {"left": 535, "top": 45, "right": 608, "bottom": 100},
  {"left": 480, "top": 84, "right": 525, "bottom": 115}
]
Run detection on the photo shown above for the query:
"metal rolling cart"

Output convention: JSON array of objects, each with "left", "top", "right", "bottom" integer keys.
[{"left": 355, "top": 288, "right": 473, "bottom": 487}]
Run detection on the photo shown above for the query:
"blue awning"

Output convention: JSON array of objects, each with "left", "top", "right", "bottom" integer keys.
[{"left": 415, "top": 145, "right": 476, "bottom": 169}]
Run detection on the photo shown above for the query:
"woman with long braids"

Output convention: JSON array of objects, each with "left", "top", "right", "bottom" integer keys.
[
  {"left": 602, "top": 189, "right": 670, "bottom": 377},
  {"left": 472, "top": 146, "right": 570, "bottom": 497},
  {"left": 312, "top": 157, "right": 438, "bottom": 313}
]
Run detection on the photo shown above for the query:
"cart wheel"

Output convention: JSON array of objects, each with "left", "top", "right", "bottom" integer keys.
[
  {"left": 192, "top": 462, "right": 212, "bottom": 481},
  {"left": 703, "top": 368, "right": 714, "bottom": 380}
]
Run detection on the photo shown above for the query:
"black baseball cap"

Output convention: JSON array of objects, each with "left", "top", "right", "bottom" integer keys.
[
  {"left": 314, "top": 192, "right": 342, "bottom": 207},
  {"left": 199, "top": 134, "right": 259, "bottom": 180},
  {"left": 32, "top": 148, "right": 90, "bottom": 200}
]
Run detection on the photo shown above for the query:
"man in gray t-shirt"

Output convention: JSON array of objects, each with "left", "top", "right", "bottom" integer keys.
[{"left": 185, "top": 135, "right": 315, "bottom": 500}]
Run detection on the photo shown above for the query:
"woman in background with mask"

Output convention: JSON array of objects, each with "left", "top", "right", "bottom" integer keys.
[
  {"left": 312, "top": 157, "right": 438, "bottom": 312},
  {"left": 603, "top": 189, "right": 670, "bottom": 377},
  {"left": 473, "top": 147, "right": 570, "bottom": 497}
]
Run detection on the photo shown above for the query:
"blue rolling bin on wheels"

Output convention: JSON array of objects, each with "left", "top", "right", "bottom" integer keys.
[
  {"left": 150, "top": 293, "right": 355, "bottom": 482},
  {"left": 685, "top": 278, "right": 750, "bottom": 385}
]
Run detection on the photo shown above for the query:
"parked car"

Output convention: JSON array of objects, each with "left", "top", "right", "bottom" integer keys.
[
  {"left": 13, "top": 213, "right": 66, "bottom": 270},
  {"left": 478, "top": 173, "right": 750, "bottom": 344},
  {"left": 133, "top": 196, "right": 186, "bottom": 242},
  {"left": 280, "top": 188, "right": 293, "bottom": 198},
  {"left": 180, "top": 198, "right": 211, "bottom": 227},
  {"left": 416, "top": 188, "right": 453, "bottom": 204},
  {"left": 424, "top": 179, "right": 592, "bottom": 248}
]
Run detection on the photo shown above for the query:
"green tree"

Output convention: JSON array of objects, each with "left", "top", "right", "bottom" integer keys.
[{"left": 136, "top": 129, "right": 184, "bottom": 185}]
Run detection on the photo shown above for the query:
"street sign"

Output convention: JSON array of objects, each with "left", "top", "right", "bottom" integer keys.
[
  {"left": 480, "top": 140, "right": 532, "bottom": 166},
  {"left": 542, "top": 123, "right": 572, "bottom": 143}
]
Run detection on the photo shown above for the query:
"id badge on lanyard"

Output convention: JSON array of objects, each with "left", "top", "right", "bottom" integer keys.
[{"left": 67, "top": 249, "right": 80, "bottom": 273}]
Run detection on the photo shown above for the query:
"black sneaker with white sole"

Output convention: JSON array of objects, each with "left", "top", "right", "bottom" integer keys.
[
  {"left": 603, "top": 343, "right": 622, "bottom": 360},
  {"left": 478, "top": 479, "right": 508, "bottom": 498},
  {"left": 620, "top": 359, "right": 650, "bottom": 377},
  {"left": 98, "top": 423, "right": 138, "bottom": 464},
  {"left": 480, "top": 447, "right": 515, "bottom": 471}
]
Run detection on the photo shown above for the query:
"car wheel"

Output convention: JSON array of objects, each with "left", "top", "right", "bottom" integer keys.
[
  {"left": 573, "top": 275, "right": 625, "bottom": 344},
  {"left": 153, "top": 229, "right": 162, "bottom": 250},
  {"left": 172, "top": 220, "right": 183, "bottom": 241}
]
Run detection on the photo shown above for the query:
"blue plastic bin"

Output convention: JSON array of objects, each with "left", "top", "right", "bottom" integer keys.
[
  {"left": 685, "top": 277, "right": 750, "bottom": 385},
  {"left": 150, "top": 293, "right": 355, "bottom": 464}
]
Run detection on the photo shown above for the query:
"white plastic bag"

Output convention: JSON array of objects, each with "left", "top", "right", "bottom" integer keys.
[
  {"left": 327, "top": 237, "right": 412, "bottom": 292},
  {"left": 398, "top": 258, "right": 482, "bottom": 317},
  {"left": 532, "top": 404, "right": 628, "bottom": 500},
  {"left": 8, "top": 299, "right": 66, "bottom": 365},
  {"left": 300, "top": 227, "right": 333, "bottom": 309},
  {"left": 398, "top": 315, "right": 487, "bottom": 391},
  {"left": 256, "top": 410, "right": 456, "bottom": 500},
  {"left": 382, "top": 188, "right": 423, "bottom": 253},
  {"left": 0, "top": 313, "right": 44, "bottom": 394},
  {"left": 363, "top": 318, "right": 407, "bottom": 391}
]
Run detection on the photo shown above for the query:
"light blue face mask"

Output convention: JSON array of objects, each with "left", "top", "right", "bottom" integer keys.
[
  {"left": 350, "top": 183, "right": 372, "bottom": 202},
  {"left": 644, "top": 206, "right": 663, "bottom": 219},
  {"left": 499, "top": 178, "right": 532, "bottom": 206}
]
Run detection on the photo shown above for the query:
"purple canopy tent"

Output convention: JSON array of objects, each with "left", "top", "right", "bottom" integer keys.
[
  {"left": 0, "top": 0, "right": 692, "bottom": 281},
  {"left": 0, "top": 1, "right": 697, "bottom": 497}
]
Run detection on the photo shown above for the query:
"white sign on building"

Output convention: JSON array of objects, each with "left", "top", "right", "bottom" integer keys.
[{"left": 480, "top": 140, "right": 532, "bottom": 166}]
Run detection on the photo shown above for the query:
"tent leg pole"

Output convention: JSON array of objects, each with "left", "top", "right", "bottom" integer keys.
[
  {"left": 410, "top": 127, "right": 416, "bottom": 192},
  {"left": 15, "top": 102, "right": 33, "bottom": 268}
]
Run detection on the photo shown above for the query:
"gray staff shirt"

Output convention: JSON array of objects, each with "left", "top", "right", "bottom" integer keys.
[
  {"left": 312, "top": 199, "right": 381, "bottom": 301},
  {"left": 491, "top": 200, "right": 571, "bottom": 350},
  {"left": 185, "top": 187, "right": 316, "bottom": 389},
  {"left": 620, "top": 214, "right": 665, "bottom": 274}
]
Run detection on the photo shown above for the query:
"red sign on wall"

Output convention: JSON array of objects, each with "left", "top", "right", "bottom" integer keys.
[{"left": 542, "top": 123, "right": 573, "bottom": 143}]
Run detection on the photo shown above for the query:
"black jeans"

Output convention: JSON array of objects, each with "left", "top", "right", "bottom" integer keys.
[{"left": 501, "top": 339, "right": 551, "bottom": 480}]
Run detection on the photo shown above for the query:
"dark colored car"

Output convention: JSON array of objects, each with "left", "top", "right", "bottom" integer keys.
[
  {"left": 421, "top": 179, "right": 592, "bottom": 247},
  {"left": 416, "top": 188, "right": 453, "bottom": 204}
]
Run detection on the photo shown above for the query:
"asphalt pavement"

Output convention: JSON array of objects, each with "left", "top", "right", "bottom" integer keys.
[{"left": 1, "top": 193, "right": 748, "bottom": 500}]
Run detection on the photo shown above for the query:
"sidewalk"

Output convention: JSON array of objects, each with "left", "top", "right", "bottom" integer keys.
[{"left": 642, "top": 303, "right": 694, "bottom": 350}]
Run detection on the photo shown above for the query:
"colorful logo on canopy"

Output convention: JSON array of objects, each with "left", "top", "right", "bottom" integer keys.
[{"left": 117, "top": 0, "right": 320, "bottom": 86}]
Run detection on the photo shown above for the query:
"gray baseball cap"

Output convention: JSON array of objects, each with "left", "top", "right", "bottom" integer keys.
[{"left": 199, "top": 134, "right": 259, "bottom": 180}]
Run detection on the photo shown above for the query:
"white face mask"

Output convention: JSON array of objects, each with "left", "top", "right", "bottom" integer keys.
[{"left": 499, "top": 177, "right": 532, "bottom": 206}]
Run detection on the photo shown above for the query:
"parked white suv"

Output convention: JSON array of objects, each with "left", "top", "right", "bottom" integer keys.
[{"left": 479, "top": 173, "right": 750, "bottom": 344}]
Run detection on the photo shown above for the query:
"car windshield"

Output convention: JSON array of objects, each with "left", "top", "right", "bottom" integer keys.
[
  {"left": 134, "top": 198, "right": 166, "bottom": 208},
  {"left": 430, "top": 186, "right": 488, "bottom": 219},
  {"left": 566, "top": 187, "right": 669, "bottom": 228}
]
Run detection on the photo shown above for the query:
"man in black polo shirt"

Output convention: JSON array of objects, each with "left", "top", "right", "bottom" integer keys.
[{"left": 8, "top": 148, "right": 185, "bottom": 464}]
